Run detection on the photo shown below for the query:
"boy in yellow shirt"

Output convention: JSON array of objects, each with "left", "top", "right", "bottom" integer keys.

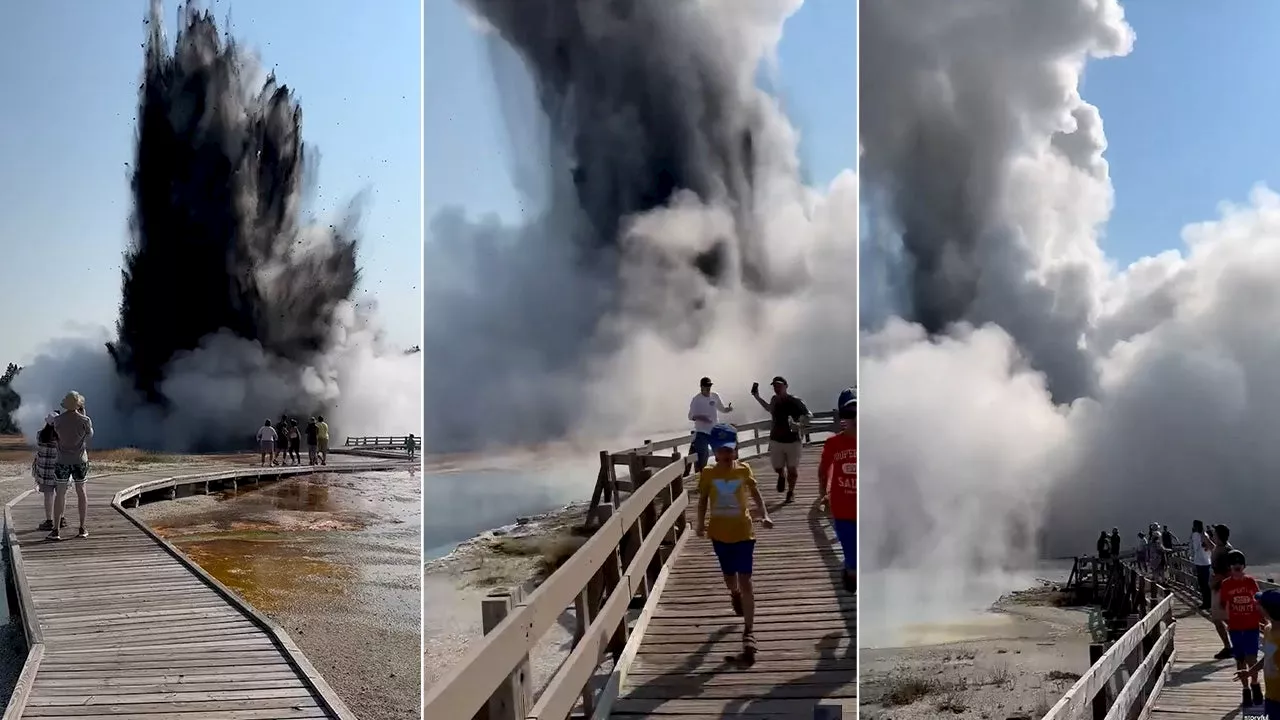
[
  {"left": 1241, "top": 589, "right": 1280, "bottom": 717},
  {"left": 695, "top": 423, "right": 774, "bottom": 661}
]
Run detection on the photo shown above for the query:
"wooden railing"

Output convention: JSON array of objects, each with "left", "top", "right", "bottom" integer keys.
[
  {"left": 585, "top": 410, "right": 838, "bottom": 525},
  {"left": 422, "top": 412, "right": 838, "bottom": 720},
  {"left": 1044, "top": 559, "right": 1176, "bottom": 720},
  {"left": 344, "top": 435, "right": 421, "bottom": 449}
]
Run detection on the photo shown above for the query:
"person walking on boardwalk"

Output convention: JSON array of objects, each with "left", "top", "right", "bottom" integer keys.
[
  {"left": 1190, "top": 520, "right": 1214, "bottom": 611},
  {"left": 305, "top": 417, "right": 319, "bottom": 465},
  {"left": 1219, "top": 549, "right": 1264, "bottom": 708},
  {"left": 1237, "top": 589, "right": 1280, "bottom": 718},
  {"left": 256, "top": 419, "right": 277, "bottom": 467},
  {"left": 750, "top": 376, "right": 810, "bottom": 503},
  {"left": 48, "top": 391, "right": 93, "bottom": 541},
  {"left": 32, "top": 413, "right": 66, "bottom": 532},
  {"left": 694, "top": 423, "right": 773, "bottom": 663},
  {"left": 1096, "top": 531, "right": 1111, "bottom": 560},
  {"left": 1136, "top": 532, "right": 1148, "bottom": 571},
  {"left": 287, "top": 418, "right": 302, "bottom": 465},
  {"left": 1108, "top": 528, "right": 1121, "bottom": 561},
  {"left": 316, "top": 415, "right": 330, "bottom": 465},
  {"left": 688, "top": 377, "right": 734, "bottom": 473},
  {"left": 274, "top": 415, "right": 290, "bottom": 465},
  {"left": 405, "top": 433, "right": 417, "bottom": 460},
  {"left": 819, "top": 392, "right": 857, "bottom": 593},
  {"left": 1209, "top": 523, "right": 1238, "bottom": 660}
]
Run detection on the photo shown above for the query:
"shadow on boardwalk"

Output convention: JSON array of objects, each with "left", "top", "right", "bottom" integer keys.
[{"left": 610, "top": 446, "right": 856, "bottom": 718}]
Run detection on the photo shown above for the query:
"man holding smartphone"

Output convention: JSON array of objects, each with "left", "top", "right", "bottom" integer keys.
[{"left": 751, "top": 376, "right": 810, "bottom": 503}]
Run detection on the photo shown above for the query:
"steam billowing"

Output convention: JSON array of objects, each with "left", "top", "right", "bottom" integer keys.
[
  {"left": 13, "top": 3, "right": 419, "bottom": 450},
  {"left": 426, "top": 0, "right": 856, "bottom": 453},
  {"left": 861, "top": 0, "right": 1280, "bottom": 645},
  {"left": 112, "top": 4, "right": 359, "bottom": 406}
]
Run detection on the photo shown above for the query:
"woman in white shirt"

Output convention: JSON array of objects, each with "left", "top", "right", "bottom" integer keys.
[
  {"left": 256, "top": 420, "right": 278, "bottom": 467},
  {"left": 1189, "top": 519, "right": 1213, "bottom": 610}
]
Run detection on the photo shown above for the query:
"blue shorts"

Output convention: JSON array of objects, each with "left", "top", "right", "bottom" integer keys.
[
  {"left": 690, "top": 432, "right": 711, "bottom": 469},
  {"left": 833, "top": 519, "right": 856, "bottom": 571},
  {"left": 711, "top": 539, "right": 755, "bottom": 576},
  {"left": 1231, "top": 629, "right": 1261, "bottom": 659}
]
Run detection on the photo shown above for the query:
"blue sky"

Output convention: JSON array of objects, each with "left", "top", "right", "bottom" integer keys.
[
  {"left": 424, "top": 1, "right": 858, "bottom": 229},
  {"left": 1084, "top": 1, "right": 1280, "bottom": 266},
  {"left": 0, "top": 0, "right": 421, "bottom": 364}
]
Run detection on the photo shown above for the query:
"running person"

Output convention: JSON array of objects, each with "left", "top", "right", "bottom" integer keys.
[
  {"left": 688, "top": 377, "right": 733, "bottom": 472},
  {"left": 819, "top": 392, "right": 857, "bottom": 593},
  {"left": 750, "top": 376, "right": 810, "bottom": 503},
  {"left": 694, "top": 423, "right": 774, "bottom": 663}
]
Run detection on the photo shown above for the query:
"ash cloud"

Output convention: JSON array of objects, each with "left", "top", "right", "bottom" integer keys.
[
  {"left": 13, "top": 2, "right": 419, "bottom": 450},
  {"left": 860, "top": 0, "right": 1280, "bottom": 646},
  {"left": 426, "top": 0, "right": 855, "bottom": 454}
]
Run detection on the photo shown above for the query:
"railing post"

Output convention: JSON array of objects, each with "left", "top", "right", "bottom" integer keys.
[
  {"left": 596, "top": 502, "right": 630, "bottom": 661},
  {"left": 476, "top": 587, "right": 531, "bottom": 720},
  {"left": 1090, "top": 643, "right": 1109, "bottom": 720}
]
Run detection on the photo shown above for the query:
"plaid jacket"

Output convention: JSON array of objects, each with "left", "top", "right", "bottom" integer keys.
[{"left": 31, "top": 442, "right": 58, "bottom": 486}]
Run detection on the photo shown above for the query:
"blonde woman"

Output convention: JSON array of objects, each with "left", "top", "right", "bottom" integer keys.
[
  {"left": 30, "top": 413, "right": 65, "bottom": 532},
  {"left": 48, "top": 391, "right": 93, "bottom": 541}
]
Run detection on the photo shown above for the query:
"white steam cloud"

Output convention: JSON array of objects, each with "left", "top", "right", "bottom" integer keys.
[
  {"left": 861, "top": 0, "right": 1280, "bottom": 645},
  {"left": 13, "top": 301, "right": 420, "bottom": 450},
  {"left": 425, "top": 0, "right": 856, "bottom": 455}
]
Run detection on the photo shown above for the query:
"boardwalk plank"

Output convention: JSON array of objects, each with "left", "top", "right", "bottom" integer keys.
[
  {"left": 612, "top": 444, "right": 857, "bottom": 718},
  {"left": 5, "top": 459, "right": 399, "bottom": 719}
]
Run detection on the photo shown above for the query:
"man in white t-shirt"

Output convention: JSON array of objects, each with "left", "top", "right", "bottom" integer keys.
[
  {"left": 1190, "top": 519, "right": 1213, "bottom": 610},
  {"left": 256, "top": 419, "right": 278, "bottom": 467},
  {"left": 688, "top": 377, "right": 733, "bottom": 472}
]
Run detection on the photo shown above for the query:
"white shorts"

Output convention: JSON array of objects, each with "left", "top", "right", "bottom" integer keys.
[{"left": 769, "top": 441, "right": 802, "bottom": 470}]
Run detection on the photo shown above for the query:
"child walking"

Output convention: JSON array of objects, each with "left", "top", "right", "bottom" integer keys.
[
  {"left": 1220, "top": 549, "right": 1264, "bottom": 708},
  {"left": 31, "top": 413, "right": 66, "bottom": 531},
  {"left": 1239, "top": 589, "right": 1280, "bottom": 719},
  {"left": 819, "top": 391, "right": 857, "bottom": 593},
  {"left": 694, "top": 423, "right": 773, "bottom": 662}
]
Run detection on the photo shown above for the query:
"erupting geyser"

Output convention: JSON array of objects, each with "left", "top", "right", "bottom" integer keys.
[{"left": 110, "top": 2, "right": 359, "bottom": 407}]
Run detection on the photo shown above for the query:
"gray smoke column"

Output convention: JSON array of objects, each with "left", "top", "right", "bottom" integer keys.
[
  {"left": 112, "top": 2, "right": 358, "bottom": 408},
  {"left": 426, "top": 0, "right": 856, "bottom": 454},
  {"left": 861, "top": 0, "right": 1280, "bottom": 649},
  {"left": 12, "top": 2, "right": 420, "bottom": 450}
]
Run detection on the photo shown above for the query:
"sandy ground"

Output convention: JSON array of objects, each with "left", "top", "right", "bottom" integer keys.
[
  {"left": 423, "top": 500, "right": 603, "bottom": 696},
  {"left": 133, "top": 470, "right": 422, "bottom": 720},
  {"left": 860, "top": 583, "right": 1095, "bottom": 720}
]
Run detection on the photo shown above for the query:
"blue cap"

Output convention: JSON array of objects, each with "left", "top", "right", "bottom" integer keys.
[
  {"left": 708, "top": 423, "right": 738, "bottom": 450},
  {"left": 1257, "top": 589, "right": 1280, "bottom": 616},
  {"left": 838, "top": 387, "right": 856, "bottom": 410}
]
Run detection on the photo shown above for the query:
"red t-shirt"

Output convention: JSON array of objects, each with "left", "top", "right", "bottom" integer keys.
[
  {"left": 1221, "top": 575, "right": 1262, "bottom": 630},
  {"left": 820, "top": 432, "right": 857, "bottom": 521}
]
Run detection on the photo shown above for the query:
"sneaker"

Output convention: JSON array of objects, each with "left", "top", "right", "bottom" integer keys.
[
  {"left": 45, "top": 532, "right": 62, "bottom": 542},
  {"left": 77, "top": 527, "right": 88, "bottom": 539},
  {"left": 730, "top": 592, "right": 743, "bottom": 617},
  {"left": 1252, "top": 684, "right": 1264, "bottom": 706},
  {"left": 1243, "top": 687, "right": 1253, "bottom": 707},
  {"left": 1215, "top": 647, "right": 1235, "bottom": 660},
  {"left": 775, "top": 474, "right": 785, "bottom": 493},
  {"left": 784, "top": 491, "right": 794, "bottom": 504},
  {"left": 37, "top": 520, "right": 52, "bottom": 532}
]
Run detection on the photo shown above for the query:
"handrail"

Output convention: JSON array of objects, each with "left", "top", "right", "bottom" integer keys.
[
  {"left": 423, "top": 415, "right": 839, "bottom": 720},
  {"left": 1043, "top": 561, "right": 1176, "bottom": 720},
  {"left": 344, "top": 435, "right": 421, "bottom": 448}
]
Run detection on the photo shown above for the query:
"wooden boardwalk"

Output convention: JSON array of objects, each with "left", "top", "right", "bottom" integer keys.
[
  {"left": 609, "top": 444, "right": 856, "bottom": 718},
  {"left": 3, "top": 457, "right": 403, "bottom": 720},
  {"left": 1148, "top": 593, "right": 1258, "bottom": 720}
]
